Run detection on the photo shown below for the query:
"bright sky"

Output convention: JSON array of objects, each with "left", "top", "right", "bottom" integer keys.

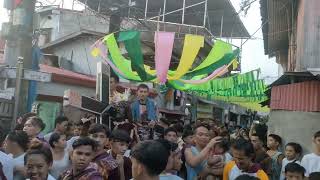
[{"left": 0, "top": 0, "right": 279, "bottom": 83}]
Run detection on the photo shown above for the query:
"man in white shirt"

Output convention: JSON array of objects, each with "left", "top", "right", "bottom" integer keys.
[
  {"left": 301, "top": 130, "right": 320, "bottom": 177},
  {"left": 0, "top": 150, "right": 14, "bottom": 180},
  {"left": 4, "top": 131, "right": 29, "bottom": 180}
]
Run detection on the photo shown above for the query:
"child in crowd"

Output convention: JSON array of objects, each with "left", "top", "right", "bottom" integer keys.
[
  {"left": 301, "top": 131, "right": 320, "bottom": 177},
  {"left": 267, "top": 134, "right": 285, "bottom": 180},
  {"left": 280, "top": 142, "right": 302, "bottom": 180},
  {"left": 284, "top": 162, "right": 305, "bottom": 180},
  {"left": 309, "top": 172, "right": 320, "bottom": 180}
]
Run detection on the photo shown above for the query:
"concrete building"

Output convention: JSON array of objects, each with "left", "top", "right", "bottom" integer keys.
[{"left": 260, "top": 0, "right": 320, "bottom": 153}]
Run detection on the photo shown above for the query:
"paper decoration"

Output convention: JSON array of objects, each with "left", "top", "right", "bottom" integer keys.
[
  {"left": 154, "top": 31, "right": 175, "bottom": 84},
  {"left": 168, "top": 34, "right": 204, "bottom": 80}
]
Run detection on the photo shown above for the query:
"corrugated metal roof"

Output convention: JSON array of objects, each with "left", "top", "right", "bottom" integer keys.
[{"left": 270, "top": 81, "right": 320, "bottom": 112}]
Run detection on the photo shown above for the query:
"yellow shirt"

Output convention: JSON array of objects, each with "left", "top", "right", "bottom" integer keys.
[{"left": 223, "top": 161, "right": 269, "bottom": 180}]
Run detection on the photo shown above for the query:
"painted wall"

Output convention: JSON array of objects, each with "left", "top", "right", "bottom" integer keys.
[
  {"left": 37, "top": 82, "right": 95, "bottom": 97},
  {"left": 50, "top": 36, "right": 103, "bottom": 76},
  {"left": 268, "top": 110, "right": 320, "bottom": 154},
  {"left": 37, "top": 9, "right": 109, "bottom": 42}
]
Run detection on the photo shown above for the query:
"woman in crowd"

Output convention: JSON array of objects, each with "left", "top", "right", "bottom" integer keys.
[
  {"left": 48, "top": 133, "right": 70, "bottom": 179},
  {"left": 24, "top": 141, "right": 55, "bottom": 180}
]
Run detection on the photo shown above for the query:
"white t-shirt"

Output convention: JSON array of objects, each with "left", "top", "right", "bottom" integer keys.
[
  {"left": 0, "top": 151, "right": 14, "bottom": 180},
  {"left": 280, "top": 158, "right": 300, "bottom": 180},
  {"left": 50, "top": 150, "right": 71, "bottom": 179},
  {"left": 160, "top": 174, "right": 183, "bottom": 180},
  {"left": 301, "top": 153, "right": 320, "bottom": 177},
  {"left": 13, "top": 153, "right": 26, "bottom": 180}
]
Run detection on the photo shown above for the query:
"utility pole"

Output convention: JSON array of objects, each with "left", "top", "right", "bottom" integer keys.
[{"left": 3, "top": 0, "right": 36, "bottom": 122}]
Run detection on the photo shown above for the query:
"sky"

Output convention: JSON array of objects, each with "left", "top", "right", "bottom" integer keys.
[{"left": 0, "top": 0, "right": 279, "bottom": 83}]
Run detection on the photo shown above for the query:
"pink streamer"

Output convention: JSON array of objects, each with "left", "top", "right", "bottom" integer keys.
[
  {"left": 154, "top": 32, "right": 175, "bottom": 84},
  {"left": 181, "top": 65, "right": 228, "bottom": 84}
]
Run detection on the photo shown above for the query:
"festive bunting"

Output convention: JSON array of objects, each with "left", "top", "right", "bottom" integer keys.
[
  {"left": 192, "top": 40, "right": 232, "bottom": 71},
  {"left": 154, "top": 32, "right": 175, "bottom": 84},
  {"left": 168, "top": 34, "right": 204, "bottom": 80},
  {"left": 118, "top": 31, "right": 155, "bottom": 81}
]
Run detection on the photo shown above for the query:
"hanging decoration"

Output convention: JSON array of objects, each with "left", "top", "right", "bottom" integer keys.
[
  {"left": 91, "top": 30, "right": 238, "bottom": 83},
  {"left": 90, "top": 30, "right": 269, "bottom": 111},
  {"left": 154, "top": 31, "right": 175, "bottom": 84}
]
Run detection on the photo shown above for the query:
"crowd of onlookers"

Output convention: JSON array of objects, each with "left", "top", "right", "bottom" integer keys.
[{"left": 0, "top": 113, "right": 319, "bottom": 180}]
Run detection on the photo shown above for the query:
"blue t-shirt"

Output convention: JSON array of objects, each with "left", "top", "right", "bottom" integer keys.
[{"left": 160, "top": 174, "right": 183, "bottom": 180}]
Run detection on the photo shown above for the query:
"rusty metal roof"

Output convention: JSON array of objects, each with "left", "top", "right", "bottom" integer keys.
[
  {"left": 261, "top": 71, "right": 320, "bottom": 107},
  {"left": 270, "top": 81, "right": 320, "bottom": 112}
]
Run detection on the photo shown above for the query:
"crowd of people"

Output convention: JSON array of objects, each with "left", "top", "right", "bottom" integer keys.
[{"left": 0, "top": 84, "right": 319, "bottom": 180}]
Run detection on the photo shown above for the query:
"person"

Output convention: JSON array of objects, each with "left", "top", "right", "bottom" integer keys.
[
  {"left": 44, "top": 116, "right": 69, "bottom": 142},
  {"left": 88, "top": 124, "right": 119, "bottom": 179},
  {"left": 179, "top": 128, "right": 193, "bottom": 179},
  {"left": 66, "top": 118, "right": 92, "bottom": 151},
  {"left": 230, "top": 126, "right": 241, "bottom": 140},
  {"left": 156, "top": 139, "right": 183, "bottom": 180},
  {"left": 164, "top": 127, "right": 178, "bottom": 144},
  {"left": 267, "top": 134, "right": 284, "bottom": 180},
  {"left": 280, "top": 142, "right": 302, "bottom": 180},
  {"left": 152, "top": 118, "right": 170, "bottom": 140},
  {"left": 48, "top": 133, "right": 70, "bottom": 179},
  {"left": 301, "top": 130, "right": 320, "bottom": 177},
  {"left": 16, "top": 112, "right": 37, "bottom": 130},
  {"left": 284, "top": 162, "right": 305, "bottom": 180},
  {"left": 23, "top": 116, "right": 46, "bottom": 142},
  {"left": 184, "top": 124, "right": 222, "bottom": 180},
  {"left": 250, "top": 133, "right": 272, "bottom": 176},
  {"left": 213, "top": 139, "right": 232, "bottom": 164},
  {"left": 0, "top": 161, "right": 8, "bottom": 180},
  {"left": 24, "top": 141, "right": 55, "bottom": 180},
  {"left": 309, "top": 172, "right": 320, "bottom": 180},
  {"left": 223, "top": 139, "right": 268, "bottom": 180},
  {"left": 131, "top": 140, "right": 170, "bottom": 180},
  {"left": 109, "top": 129, "right": 132, "bottom": 180},
  {"left": 0, "top": 147, "right": 13, "bottom": 180},
  {"left": 234, "top": 174, "right": 259, "bottom": 180},
  {"left": 58, "top": 137, "right": 102, "bottom": 179},
  {"left": 172, "top": 123, "right": 184, "bottom": 150},
  {"left": 110, "top": 73, "right": 120, "bottom": 97},
  {"left": 4, "top": 131, "right": 29, "bottom": 180},
  {"left": 131, "top": 84, "right": 157, "bottom": 122},
  {"left": 72, "top": 121, "right": 82, "bottom": 137}
]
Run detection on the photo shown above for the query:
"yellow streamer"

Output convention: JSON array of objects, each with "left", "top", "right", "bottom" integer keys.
[{"left": 168, "top": 35, "right": 204, "bottom": 80}]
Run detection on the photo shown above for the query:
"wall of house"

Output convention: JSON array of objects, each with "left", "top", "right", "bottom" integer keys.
[
  {"left": 37, "top": 82, "right": 95, "bottom": 98},
  {"left": 268, "top": 110, "right": 320, "bottom": 154},
  {"left": 296, "top": 0, "right": 320, "bottom": 71},
  {"left": 50, "top": 36, "right": 103, "bottom": 75},
  {"left": 37, "top": 9, "right": 109, "bottom": 42},
  {"left": 57, "top": 10, "right": 109, "bottom": 39}
]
